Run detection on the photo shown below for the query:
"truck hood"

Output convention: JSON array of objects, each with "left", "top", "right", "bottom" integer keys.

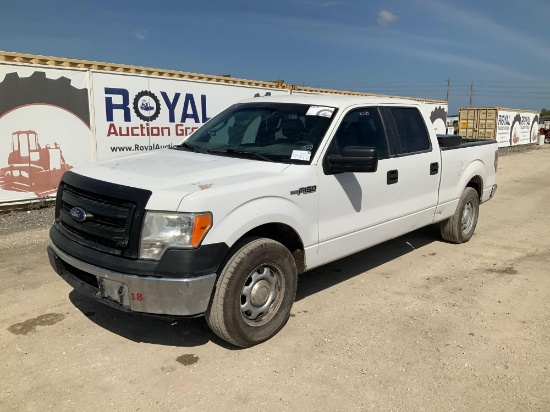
[{"left": 72, "top": 149, "right": 290, "bottom": 210}]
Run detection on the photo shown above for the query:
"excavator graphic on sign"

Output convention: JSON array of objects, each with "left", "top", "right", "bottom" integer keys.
[{"left": 0, "top": 130, "right": 72, "bottom": 196}]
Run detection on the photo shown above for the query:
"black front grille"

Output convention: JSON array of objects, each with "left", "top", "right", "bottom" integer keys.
[
  {"left": 58, "top": 183, "right": 136, "bottom": 255},
  {"left": 54, "top": 171, "right": 152, "bottom": 258}
]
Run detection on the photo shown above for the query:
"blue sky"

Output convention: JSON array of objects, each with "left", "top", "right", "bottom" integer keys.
[{"left": 1, "top": 0, "right": 549, "bottom": 114}]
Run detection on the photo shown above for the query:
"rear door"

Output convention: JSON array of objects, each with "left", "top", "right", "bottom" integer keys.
[{"left": 383, "top": 106, "right": 441, "bottom": 231}]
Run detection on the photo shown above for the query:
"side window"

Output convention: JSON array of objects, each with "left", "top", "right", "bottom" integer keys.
[
  {"left": 389, "top": 107, "right": 431, "bottom": 154},
  {"left": 332, "top": 107, "right": 389, "bottom": 158}
]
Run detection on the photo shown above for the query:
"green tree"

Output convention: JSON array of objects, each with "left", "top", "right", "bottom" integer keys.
[{"left": 541, "top": 108, "right": 550, "bottom": 116}]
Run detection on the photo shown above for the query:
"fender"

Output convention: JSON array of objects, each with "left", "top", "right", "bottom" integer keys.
[
  {"left": 457, "top": 159, "right": 484, "bottom": 199},
  {"left": 439, "top": 158, "right": 485, "bottom": 204},
  {"left": 204, "top": 195, "right": 318, "bottom": 260},
  {"left": 434, "top": 159, "right": 485, "bottom": 222}
]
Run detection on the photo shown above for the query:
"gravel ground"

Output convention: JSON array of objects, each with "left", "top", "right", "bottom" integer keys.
[{"left": 0, "top": 206, "right": 54, "bottom": 236}]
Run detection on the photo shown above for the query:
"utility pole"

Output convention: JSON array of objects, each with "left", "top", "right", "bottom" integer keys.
[
  {"left": 469, "top": 81, "right": 474, "bottom": 107},
  {"left": 446, "top": 76, "right": 450, "bottom": 103}
]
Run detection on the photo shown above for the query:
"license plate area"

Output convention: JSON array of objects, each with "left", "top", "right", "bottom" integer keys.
[{"left": 97, "top": 278, "right": 130, "bottom": 307}]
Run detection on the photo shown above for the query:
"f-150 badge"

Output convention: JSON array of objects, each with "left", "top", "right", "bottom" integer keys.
[{"left": 290, "top": 186, "right": 317, "bottom": 195}]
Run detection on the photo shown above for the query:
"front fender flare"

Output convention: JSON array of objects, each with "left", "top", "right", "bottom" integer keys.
[{"left": 205, "top": 196, "right": 317, "bottom": 250}]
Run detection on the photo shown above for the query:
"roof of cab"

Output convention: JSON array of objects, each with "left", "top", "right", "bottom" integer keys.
[{"left": 237, "top": 93, "right": 425, "bottom": 109}]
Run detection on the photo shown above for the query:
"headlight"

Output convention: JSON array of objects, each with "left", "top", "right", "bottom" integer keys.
[{"left": 139, "top": 212, "right": 212, "bottom": 260}]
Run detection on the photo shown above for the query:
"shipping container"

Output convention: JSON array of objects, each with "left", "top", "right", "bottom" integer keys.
[{"left": 458, "top": 107, "right": 540, "bottom": 148}]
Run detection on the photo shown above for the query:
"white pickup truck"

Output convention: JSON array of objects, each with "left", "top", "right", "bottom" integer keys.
[{"left": 48, "top": 95, "right": 498, "bottom": 347}]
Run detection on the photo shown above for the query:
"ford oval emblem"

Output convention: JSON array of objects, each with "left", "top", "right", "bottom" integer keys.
[{"left": 70, "top": 207, "right": 91, "bottom": 222}]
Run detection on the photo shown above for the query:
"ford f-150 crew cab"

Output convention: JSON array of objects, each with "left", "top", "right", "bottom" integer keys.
[{"left": 48, "top": 95, "right": 498, "bottom": 347}]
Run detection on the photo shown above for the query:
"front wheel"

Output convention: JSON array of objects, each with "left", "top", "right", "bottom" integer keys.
[
  {"left": 440, "top": 187, "right": 479, "bottom": 243},
  {"left": 206, "top": 238, "right": 297, "bottom": 348}
]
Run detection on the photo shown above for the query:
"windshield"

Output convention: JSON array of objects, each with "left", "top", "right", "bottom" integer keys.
[{"left": 180, "top": 102, "right": 337, "bottom": 164}]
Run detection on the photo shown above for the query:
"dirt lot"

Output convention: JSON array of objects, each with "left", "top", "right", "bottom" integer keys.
[{"left": 1, "top": 146, "right": 549, "bottom": 412}]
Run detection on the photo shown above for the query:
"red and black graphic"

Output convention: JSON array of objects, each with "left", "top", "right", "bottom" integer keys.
[
  {"left": 530, "top": 115, "right": 539, "bottom": 143},
  {"left": 0, "top": 70, "right": 90, "bottom": 198},
  {"left": 510, "top": 113, "right": 522, "bottom": 145},
  {"left": 0, "top": 131, "right": 71, "bottom": 196}
]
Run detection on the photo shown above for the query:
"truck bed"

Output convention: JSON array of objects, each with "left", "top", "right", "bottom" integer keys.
[{"left": 437, "top": 134, "right": 498, "bottom": 150}]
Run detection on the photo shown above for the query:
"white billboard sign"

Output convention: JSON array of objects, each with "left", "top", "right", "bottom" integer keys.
[
  {"left": 91, "top": 72, "right": 289, "bottom": 160},
  {"left": 496, "top": 110, "right": 539, "bottom": 148},
  {"left": 0, "top": 64, "right": 92, "bottom": 204}
]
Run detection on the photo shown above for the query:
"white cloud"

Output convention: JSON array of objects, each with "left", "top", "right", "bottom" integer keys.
[
  {"left": 134, "top": 30, "right": 148, "bottom": 41},
  {"left": 377, "top": 10, "right": 397, "bottom": 26}
]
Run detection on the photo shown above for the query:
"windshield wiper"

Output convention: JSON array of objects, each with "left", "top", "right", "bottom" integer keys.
[
  {"left": 207, "top": 148, "right": 273, "bottom": 162},
  {"left": 172, "top": 142, "right": 203, "bottom": 153}
]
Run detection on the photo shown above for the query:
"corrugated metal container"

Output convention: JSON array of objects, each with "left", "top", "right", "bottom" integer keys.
[{"left": 458, "top": 107, "right": 540, "bottom": 147}]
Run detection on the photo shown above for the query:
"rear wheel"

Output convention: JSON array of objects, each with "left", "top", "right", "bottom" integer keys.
[
  {"left": 440, "top": 187, "right": 479, "bottom": 243},
  {"left": 206, "top": 238, "right": 297, "bottom": 348}
]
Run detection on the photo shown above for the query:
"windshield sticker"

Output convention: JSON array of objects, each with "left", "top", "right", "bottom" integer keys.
[
  {"left": 291, "top": 150, "right": 312, "bottom": 161},
  {"left": 306, "top": 106, "right": 335, "bottom": 118}
]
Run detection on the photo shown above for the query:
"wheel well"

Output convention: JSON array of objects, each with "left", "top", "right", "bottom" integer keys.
[
  {"left": 466, "top": 175, "right": 483, "bottom": 199},
  {"left": 237, "top": 223, "right": 306, "bottom": 274}
]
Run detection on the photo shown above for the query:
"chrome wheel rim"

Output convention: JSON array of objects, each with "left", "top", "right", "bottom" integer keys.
[
  {"left": 240, "top": 264, "right": 285, "bottom": 327},
  {"left": 461, "top": 200, "right": 476, "bottom": 235}
]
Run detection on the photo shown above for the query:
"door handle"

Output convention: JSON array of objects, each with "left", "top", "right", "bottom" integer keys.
[
  {"left": 387, "top": 169, "right": 398, "bottom": 185},
  {"left": 430, "top": 162, "right": 439, "bottom": 175}
]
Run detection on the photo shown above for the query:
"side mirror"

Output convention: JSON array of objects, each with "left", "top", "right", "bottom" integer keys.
[{"left": 327, "top": 146, "right": 378, "bottom": 174}]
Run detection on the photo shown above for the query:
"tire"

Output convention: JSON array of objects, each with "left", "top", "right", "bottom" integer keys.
[
  {"left": 440, "top": 187, "right": 479, "bottom": 243},
  {"left": 545, "top": 136, "right": 550, "bottom": 144},
  {"left": 206, "top": 238, "right": 297, "bottom": 348}
]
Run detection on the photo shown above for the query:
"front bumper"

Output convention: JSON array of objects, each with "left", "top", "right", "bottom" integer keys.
[{"left": 48, "top": 241, "right": 216, "bottom": 316}]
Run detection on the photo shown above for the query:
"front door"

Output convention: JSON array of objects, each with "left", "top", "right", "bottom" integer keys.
[{"left": 317, "top": 106, "right": 400, "bottom": 266}]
